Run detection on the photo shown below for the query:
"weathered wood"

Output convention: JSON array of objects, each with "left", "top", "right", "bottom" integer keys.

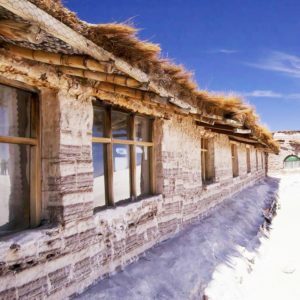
[
  {"left": 199, "top": 125, "right": 259, "bottom": 144},
  {"left": 3, "top": 43, "right": 114, "bottom": 73},
  {"left": 92, "top": 136, "right": 153, "bottom": 147},
  {"left": 0, "top": 136, "right": 37, "bottom": 145},
  {"left": 223, "top": 118, "right": 243, "bottom": 127},
  {"left": 0, "top": 19, "right": 44, "bottom": 44},
  {"left": 129, "top": 115, "right": 137, "bottom": 198},
  {"left": 103, "top": 107, "right": 114, "bottom": 206},
  {"left": 234, "top": 128, "right": 252, "bottom": 134},
  {"left": 0, "top": 75, "right": 38, "bottom": 92},
  {"left": 196, "top": 121, "right": 236, "bottom": 132},
  {"left": 30, "top": 93, "right": 41, "bottom": 227},
  {"left": 196, "top": 121, "right": 254, "bottom": 138},
  {"left": 149, "top": 119, "right": 156, "bottom": 194},
  {"left": 229, "top": 136, "right": 259, "bottom": 145},
  {"left": 60, "top": 66, "right": 143, "bottom": 89},
  {"left": 196, "top": 117, "right": 215, "bottom": 125},
  {"left": 169, "top": 97, "right": 195, "bottom": 111},
  {"left": 92, "top": 137, "right": 111, "bottom": 144},
  {"left": 93, "top": 81, "right": 167, "bottom": 103}
]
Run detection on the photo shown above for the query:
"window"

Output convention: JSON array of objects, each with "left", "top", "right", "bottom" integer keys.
[
  {"left": 0, "top": 82, "right": 40, "bottom": 237},
  {"left": 201, "top": 138, "right": 215, "bottom": 184},
  {"left": 255, "top": 150, "right": 258, "bottom": 171},
  {"left": 246, "top": 147, "right": 251, "bottom": 173},
  {"left": 92, "top": 101, "right": 154, "bottom": 209},
  {"left": 231, "top": 143, "right": 239, "bottom": 177},
  {"left": 261, "top": 152, "right": 264, "bottom": 169}
]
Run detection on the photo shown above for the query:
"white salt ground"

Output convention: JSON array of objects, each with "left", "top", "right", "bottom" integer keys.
[
  {"left": 206, "top": 172, "right": 300, "bottom": 300},
  {"left": 75, "top": 174, "right": 298, "bottom": 300}
]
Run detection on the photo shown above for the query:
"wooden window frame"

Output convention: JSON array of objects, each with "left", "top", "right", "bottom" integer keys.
[
  {"left": 255, "top": 150, "right": 258, "bottom": 171},
  {"left": 231, "top": 143, "right": 239, "bottom": 178},
  {"left": 201, "top": 138, "right": 215, "bottom": 185},
  {"left": 246, "top": 147, "right": 251, "bottom": 173},
  {"left": 0, "top": 79, "right": 41, "bottom": 229},
  {"left": 92, "top": 102, "right": 155, "bottom": 209}
]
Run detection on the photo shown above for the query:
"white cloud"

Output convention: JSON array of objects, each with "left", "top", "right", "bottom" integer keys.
[
  {"left": 210, "top": 89, "right": 300, "bottom": 101},
  {"left": 208, "top": 48, "right": 238, "bottom": 54},
  {"left": 218, "top": 49, "right": 238, "bottom": 54},
  {"left": 241, "top": 90, "right": 283, "bottom": 98},
  {"left": 247, "top": 51, "right": 300, "bottom": 78}
]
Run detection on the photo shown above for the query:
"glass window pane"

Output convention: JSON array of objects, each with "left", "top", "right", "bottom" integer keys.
[
  {"left": 0, "top": 84, "right": 32, "bottom": 138},
  {"left": 0, "top": 143, "right": 30, "bottom": 236},
  {"left": 92, "top": 143, "right": 106, "bottom": 208},
  {"left": 135, "top": 116, "right": 151, "bottom": 142},
  {"left": 112, "top": 111, "right": 129, "bottom": 140},
  {"left": 113, "top": 144, "right": 130, "bottom": 203},
  {"left": 92, "top": 103, "right": 105, "bottom": 137},
  {"left": 136, "top": 146, "right": 151, "bottom": 197}
]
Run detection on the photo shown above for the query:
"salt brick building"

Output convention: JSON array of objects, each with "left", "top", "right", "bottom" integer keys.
[
  {"left": 268, "top": 131, "right": 300, "bottom": 171},
  {"left": 0, "top": 0, "right": 279, "bottom": 298}
]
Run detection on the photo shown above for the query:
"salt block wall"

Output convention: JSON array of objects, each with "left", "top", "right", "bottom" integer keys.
[
  {"left": 269, "top": 131, "right": 300, "bottom": 171},
  {"left": 158, "top": 118, "right": 266, "bottom": 230},
  {"left": 0, "top": 89, "right": 266, "bottom": 299}
]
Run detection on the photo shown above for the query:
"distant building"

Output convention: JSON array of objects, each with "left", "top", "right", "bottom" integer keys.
[
  {"left": 269, "top": 131, "right": 300, "bottom": 171},
  {"left": 0, "top": 0, "right": 278, "bottom": 298}
]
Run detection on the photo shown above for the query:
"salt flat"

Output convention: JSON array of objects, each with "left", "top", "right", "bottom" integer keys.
[{"left": 206, "top": 172, "right": 300, "bottom": 300}]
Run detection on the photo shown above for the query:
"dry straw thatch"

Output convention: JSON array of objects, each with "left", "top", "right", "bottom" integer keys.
[{"left": 26, "top": 0, "right": 279, "bottom": 152}]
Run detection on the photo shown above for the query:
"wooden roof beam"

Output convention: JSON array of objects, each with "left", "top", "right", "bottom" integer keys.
[
  {"left": 59, "top": 66, "right": 145, "bottom": 89},
  {"left": 229, "top": 136, "right": 259, "bottom": 146},
  {"left": 2, "top": 43, "right": 114, "bottom": 73},
  {"left": 196, "top": 121, "right": 252, "bottom": 135},
  {"left": 196, "top": 123, "right": 259, "bottom": 143}
]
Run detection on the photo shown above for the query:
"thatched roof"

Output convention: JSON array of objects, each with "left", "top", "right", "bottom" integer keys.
[{"left": 5, "top": 0, "right": 279, "bottom": 152}]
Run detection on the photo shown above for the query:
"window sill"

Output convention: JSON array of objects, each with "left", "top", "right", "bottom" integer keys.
[
  {"left": 0, "top": 223, "right": 61, "bottom": 267},
  {"left": 93, "top": 194, "right": 163, "bottom": 219},
  {"left": 202, "top": 181, "right": 220, "bottom": 191}
]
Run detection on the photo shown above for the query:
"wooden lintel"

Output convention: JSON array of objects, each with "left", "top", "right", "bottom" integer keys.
[
  {"left": 197, "top": 117, "right": 215, "bottom": 125},
  {"left": 234, "top": 128, "right": 252, "bottom": 134},
  {"left": 229, "top": 136, "right": 259, "bottom": 145},
  {"left": 168, "top": 97, "right": 193, "bottom": 111},
  {"left": 223, "top": 118, "right": 243, "bottom": 127},
  {"left": 196, "top": 122, "right": 258, "bottom": 142},
  {"left": 196, "top": 121, "right": 237, "bottom": 132}
]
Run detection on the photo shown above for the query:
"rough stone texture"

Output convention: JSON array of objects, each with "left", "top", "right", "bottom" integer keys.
[
  {"left": 269, "top": 131, "right": 300, "bottom": 171},
  {"left": 0, "top": 55, "right": 267, "bottom": 299}
]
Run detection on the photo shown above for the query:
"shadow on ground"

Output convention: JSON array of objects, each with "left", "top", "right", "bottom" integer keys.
[{"left": 75, "top": 177, "right": 280, "bottom": 300}]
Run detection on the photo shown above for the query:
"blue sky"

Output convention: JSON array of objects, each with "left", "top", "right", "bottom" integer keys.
[{"left": 65, "top": 0, "right": 300, "bottom": 131}]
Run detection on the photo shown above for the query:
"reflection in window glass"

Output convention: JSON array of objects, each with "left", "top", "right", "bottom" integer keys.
[
  {"left": 92, "top": 104, "right": 105, "bottom": 137},
  {"left": 135, "top": 116, "right": 151, "bottom": 142},
  {"left": 136, "top": 146, "right": 150, "bottom": 197},
  {"left": 112, "top": 111, "right": 129, "bottom": 140},
  {"left": 0, "top": 83, "right": 32, "bottom": 138},
  {"left": 113, "top": 144, "right": 130, "bottom": 203},
  {"left": 0, "top": 143, "right": 30, "bottom": 236},
  {"left": 92, "top": 143, "right": 106, "bottom": 208}
]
